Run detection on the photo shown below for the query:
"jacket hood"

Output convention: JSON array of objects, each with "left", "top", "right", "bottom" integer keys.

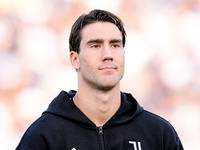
[{"left": 43, "top": 90, "right": 144, "bottom": 127}]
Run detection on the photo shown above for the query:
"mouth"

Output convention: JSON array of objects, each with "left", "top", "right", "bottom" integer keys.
[{"left": 99, "top": 66, "right": 117, "bottom": 71}]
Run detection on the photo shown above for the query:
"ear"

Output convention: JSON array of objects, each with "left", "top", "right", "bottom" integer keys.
[{"left": 70, "top": 51, "right": 80, "bottom": 70}]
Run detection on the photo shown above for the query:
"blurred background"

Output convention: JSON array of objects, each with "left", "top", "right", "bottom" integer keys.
[{"left": 0, "top": 0, "right": 200, "bottom": 149}]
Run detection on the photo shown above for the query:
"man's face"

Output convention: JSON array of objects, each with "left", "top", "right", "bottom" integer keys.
[{"left": 72, "top": 22, "right": 125, "bottom": 90}]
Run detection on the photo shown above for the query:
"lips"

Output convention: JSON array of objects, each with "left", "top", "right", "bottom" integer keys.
[
  {"left": 99, "top": 66, "right": 117, "bottom": 71},
  {"left": 99, "top": 62, "right": 118, "bottom": 71}
]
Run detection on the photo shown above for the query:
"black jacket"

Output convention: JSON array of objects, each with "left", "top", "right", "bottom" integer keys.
[{"left": 16, "top": 90, "right": 183, "bottom": 150}]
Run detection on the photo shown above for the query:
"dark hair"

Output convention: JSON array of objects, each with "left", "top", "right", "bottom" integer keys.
[{"left": 69, "top": 9, "right": 126, "bottom": 54}]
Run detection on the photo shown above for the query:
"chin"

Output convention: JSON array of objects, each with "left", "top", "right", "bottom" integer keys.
[{"left": 97, "top": 82, "right": 120, "bottom": 91}]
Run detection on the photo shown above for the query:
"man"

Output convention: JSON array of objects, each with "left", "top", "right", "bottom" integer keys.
[{"left": 16, "top": 9, "right": 183, "bottom": 150}]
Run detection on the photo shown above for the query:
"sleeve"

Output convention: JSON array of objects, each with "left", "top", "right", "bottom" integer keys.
[
  {"left": 15, "top": 117, "right": 49, "bottom": 150},
  {"left": 15, "top": 126, "right": 48, "bottom": 150},
  {"left": 163, "top": 123, "right": 184, "bottom": 150},
  {"left": 172, "top": 137, "right": 184, "bottom": 150}
]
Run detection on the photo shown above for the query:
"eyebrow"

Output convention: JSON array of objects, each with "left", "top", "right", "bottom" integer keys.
[
  {"left": 87, "top": 39, "right": 104, "bottom": 44},
  {"left": 86, "top": 39, "right": 122, "bottom": 44},
  {"left": 110, "top": 39, "right": 122, "bottom": 44}
]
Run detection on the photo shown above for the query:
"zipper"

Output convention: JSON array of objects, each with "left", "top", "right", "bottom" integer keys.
[{"left": 98, "top": 126, "right": 105, "bottom": 150}]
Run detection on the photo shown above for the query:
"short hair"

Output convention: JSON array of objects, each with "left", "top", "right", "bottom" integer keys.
[{"left": 69, "top": 9, "right": 126, "bottom": 54}]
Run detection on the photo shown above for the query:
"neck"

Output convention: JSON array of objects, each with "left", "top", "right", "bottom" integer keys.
[{"left": 74, "top": 85, "right": 121, "bottom": 127}]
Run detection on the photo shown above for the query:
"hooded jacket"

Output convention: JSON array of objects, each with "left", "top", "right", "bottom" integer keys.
[{"left": 16, "top": 90, "right": 183, "bottom": 150}]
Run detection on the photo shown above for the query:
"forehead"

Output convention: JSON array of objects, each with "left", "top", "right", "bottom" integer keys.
[{"left": 81, "top": 22, "right": 122, "bottom": 41}]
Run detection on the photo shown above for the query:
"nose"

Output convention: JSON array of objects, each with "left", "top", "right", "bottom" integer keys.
[{"left": 102, "top": 46, "right": 113, "bottom": 61}]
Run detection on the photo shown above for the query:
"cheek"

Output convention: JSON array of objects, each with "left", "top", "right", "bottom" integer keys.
[
  {"left": 79, "top": 56, "right": 95, "bottom": 71},
  {"left": 116, "top": 52, "right": 125, "bottom": 65}
]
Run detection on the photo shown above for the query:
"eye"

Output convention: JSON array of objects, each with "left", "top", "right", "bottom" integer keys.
[
  {"left": 91, "top": 44, "right": 100, "bottom": 48},
  {"left": 112, "top": 44, "right": 120, "bottom": 48}
]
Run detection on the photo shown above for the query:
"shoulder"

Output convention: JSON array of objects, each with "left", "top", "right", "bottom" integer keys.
[
  {"left": 16, "top": 113, "right": 66, "bottom": 149},
  {"left": 141, "top": 110, "right": 183, "bottom": 149},
  {"left": 142, "top": 110, "right": 170, "bottom": 123},
  {"left": 21, "top": 114, "right": 54, "bottom": 137},
  {"left": 25, "top": 112, "right": 67, "bottom": 134},
  {"left": 16, "top": 114, "right": 51, "bottom": 149},
  {"left": 140, "top": 110, "right": 174, "bottom": 128},
  {"left": 138, "top": 110, "right": 180, "bottom": 139}
]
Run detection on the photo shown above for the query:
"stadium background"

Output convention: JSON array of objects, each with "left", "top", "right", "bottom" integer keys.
[{"left": 0, "top": 0, "right": 200, "bottom": 149}]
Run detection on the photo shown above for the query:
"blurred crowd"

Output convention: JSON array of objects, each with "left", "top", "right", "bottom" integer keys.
[{"left": 0, "top": 0, "right": 200, "bottom": 149}]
